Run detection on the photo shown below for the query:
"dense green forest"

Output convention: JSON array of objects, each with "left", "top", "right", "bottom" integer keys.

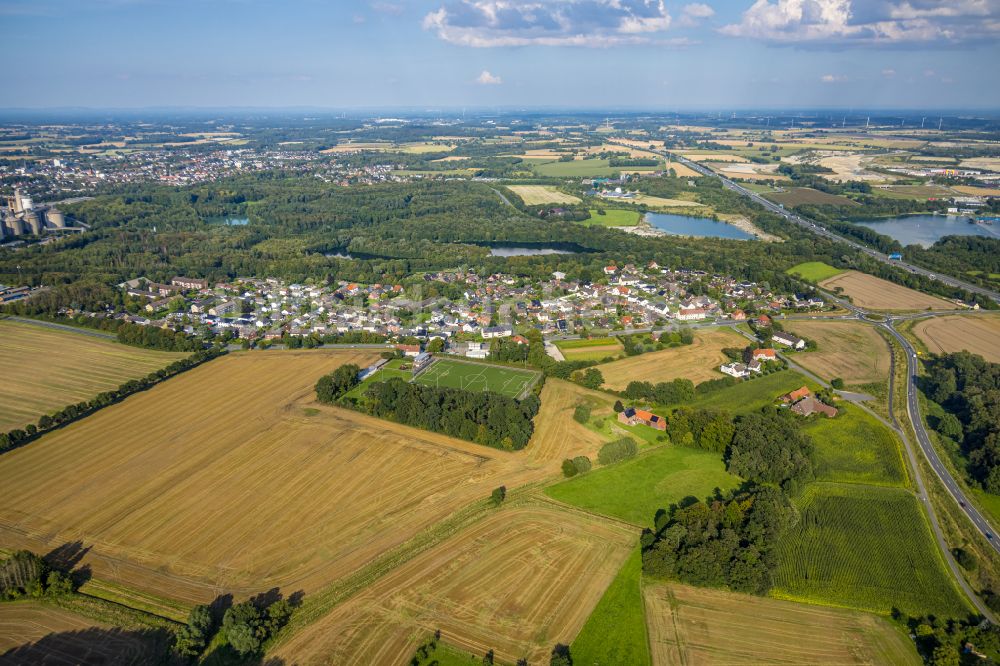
[
  {"left": 922, "top": 352, "right": 1000, "bottom": 493},
  {"left": 0, "top": 174, "right": 991, "bottom": 309}
]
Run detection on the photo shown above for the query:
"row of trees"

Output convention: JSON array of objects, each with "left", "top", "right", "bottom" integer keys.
[
  {"left": 364, "top": 378, "right": 540, "bottom": 450},
  {"left": 0, "top": 347, "right": 226, "bottom": 454},
  {"left": 0, "top": 550, "right": 74, "bottom": 600},
  {"left": 315, "top": 364, "right": 361, "bottom": 403},
  {"left": 174, "top": 595, "right": 294, "bottom": 659}
]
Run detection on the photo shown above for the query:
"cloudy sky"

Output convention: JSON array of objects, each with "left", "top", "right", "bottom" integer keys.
[{"left": 4, "top": 0, "right": 999, "bottom": 109}]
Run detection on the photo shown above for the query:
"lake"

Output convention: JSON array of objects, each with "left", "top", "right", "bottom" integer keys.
[
  {"left": 644, "top": 213, "right": 754, "bottom": 240},
  {"left": 854, "top": 214, "right": 1000, "bottom": 247},
  {"left": 489, "top": 246, "right": 578, "bottom": 257}
]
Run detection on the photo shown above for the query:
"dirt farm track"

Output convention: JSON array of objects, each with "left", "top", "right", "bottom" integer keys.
[{"left": 0, "top": 351, "right": 612, "bottom": 607}]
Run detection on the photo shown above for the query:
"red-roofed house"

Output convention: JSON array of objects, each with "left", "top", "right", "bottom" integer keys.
[
  {"left": 752, "top": 348, "right": 777, "bottom": 361},
  {"left": 618, "top": 407, "right": 667, "bottom": 431}
]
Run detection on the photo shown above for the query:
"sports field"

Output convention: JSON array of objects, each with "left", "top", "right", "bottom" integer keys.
[
  {"left": 0, "top": 602, "right": 167, "bottom": 664},
  {"left": 597, "top": 328, "right": 745, "bottom": 389},
  {"left": 773, "top": 482, "right": 971, "bottom": 617},
  {"left": 819, "top": 271, "right": 956, "bottom": 311},
  {"left": 790, "top": 320, "right": 890, "bottom": 385},
  {"left": 912, "top": 314, "right": 1000, "bottom": 363},
  {"left": 786, "top": 260, "right": 844, "bottom": 283},
  {"left": 415, "top": 357, "right": 539, "bottom": 398},
  {"left": 272, "top": 505, "right": 636, "bottom": 666},
  {"left": 0, "top": 319, "right": 187, "bottom": 431},
  {"left": 644, "top": 583, "right": 920, "bottom": 666},
  {"left": 545, "top": 444, "right": 740, "bottom": 526},
  {"left": 506, "top": 185, "right": 580, "bottom": 205}
]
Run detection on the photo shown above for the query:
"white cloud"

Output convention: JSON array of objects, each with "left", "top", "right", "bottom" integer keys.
[
  {"left": 720, "top": 0, "right": 1000, "bottom": 45},
  {"left": 677, "top": 2, "right": 715, "bottom": 26},
  {"left": 821, "top": 73, "right": 848, "bottom": 82},
  {"left": 423, "top": 0, "right": 676, "bottom": 48},
  {"left": 476, "top": 70, "right": 503, "bottom": 84},
  {"left": 881, "top": 67, "right": 896, "bottom": 77}
]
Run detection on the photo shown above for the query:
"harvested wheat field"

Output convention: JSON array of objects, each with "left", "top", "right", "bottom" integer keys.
[
  {"left": 0, "top": 602, "right": 165, "bottom": 664},
  {"left": 0, "top": 319, "right": 187, "bottom": 431},
  {"left": 644, "top": 583, "right": 920, "bottom": 666},
  {"left": 273, "top": 505, "right": 636, "bottom": 666},
  {"left": 913, "top": 315, "right": 1000, "bottom": 363},
  {"left": 820, "top": 271, "right": 956, "bottom": 311},
  {"left": 0, "top": 357, "right": 605, "bottom": 606},
  {"left": 597, "top": 328, "right": 746, "bottom": 390},
  {"left": 506, "top": 185, "right": 581, "bottom": 205},
  {"left": 790, "top": 321, "right": 890, "bottom": 385}
]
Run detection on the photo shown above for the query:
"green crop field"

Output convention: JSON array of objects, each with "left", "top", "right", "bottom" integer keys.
[
  {"left": 684, "top": 370, "right": 814, "bottom": 415},
  {"left": 773, "top": 483, "right": 972, "bottom": 618},
  {"left": 767, "top": 187, "right": 860, "bottom": 208},
  {"left": 806, "top": 405, "right": 907, "bottom": 487},
  {"left": 545, "top": 444, "right": 740, "bottom": 526},
  {"left": 581, "top": 209, "right": 641, "bottom": 226},
  {"left": 571, "top": 548, "right": 650, "bottom": 666},
  {"left": 415, "top": 357, "right": 539, "bottom": 398},
  {"left": 787, "top": 261, "right": 846, "bottom": 283},
  {"left": 533, "top": 158, "right": 660, "bottom": 178}
]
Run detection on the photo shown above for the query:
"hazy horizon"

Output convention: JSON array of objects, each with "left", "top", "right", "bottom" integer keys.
[{"left": 6, "top": 0, "right": 999, "bottom": 110}]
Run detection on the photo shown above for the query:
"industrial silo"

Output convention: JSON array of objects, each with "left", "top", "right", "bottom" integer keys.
[
  {"left": 24, "top": 211, "right": 42, "bottom": 235},
  {"left": 46, "top": 208, "right": 66, "bottom": 228}
]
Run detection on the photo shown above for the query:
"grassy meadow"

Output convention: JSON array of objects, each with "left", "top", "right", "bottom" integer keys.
[
  {"left": 545, "top": 444, "right": 740, "bottom": 527},
  {"left": 806, "top": 404, "right": 907, "bottom": 487},
  {"left": 786, "top": 261, "right": 845, "bottom": 283}
]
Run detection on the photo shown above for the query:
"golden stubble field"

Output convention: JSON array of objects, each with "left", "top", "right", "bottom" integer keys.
[
  {"left": 644, "top": 583, "right": 920, "bottom": 666},
  {"left": 597, "top": 328, "right": 746, "bottom": 389},
  {"left": 789, "top": 320, "right": 891, "bottom": 385},
  {"left": 820, "top": 271, "right": 957, "bottom": 311},
  {"left": 0, "top": 320, "right": 187, "bottom": 431},
  {"left": 913, "top": 315, "right": 1000, "bottom": 363},
  {"left": 273, "top": 505, "right": 636, "bottom": 666},
  {"left": 0, "top": 350, "right": 608, "bottom": 607}
]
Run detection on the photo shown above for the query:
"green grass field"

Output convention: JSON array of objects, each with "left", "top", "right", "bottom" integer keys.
[
  {"left": 554, "top": 337, "right": 619, "bottom": 349},
  {"left": 773, "top": 483, "right": 972, "bottom": 618},
  {"left": 341, "top": 358, "right": 412, "bottom": 402},
  {"left": 805, "top": 404, "right": 907, "bottom": 487},
  {"left": 545, "top": 445, "right": 740, "bottom": 527},
  {"left": 581, "top": 209, "right": 641, "bottom": 226},
  {"left": 786, "top": 261, "right": 846, "bottom": 283},
  {"left": 683, "top": 370, "right": 814, "bottom": 415},
  {"left": 571, "top": 548, "right": 650, "bottom": 666},
  {"left": 415, "top": 357, "right": 539, "bottom": 398}
]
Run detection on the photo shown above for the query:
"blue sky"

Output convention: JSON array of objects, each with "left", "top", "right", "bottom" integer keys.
[{"left": 4, "top": 0, "right": 998, "bottom": 109}]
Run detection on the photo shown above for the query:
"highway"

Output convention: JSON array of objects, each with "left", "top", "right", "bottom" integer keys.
[{"left": 638, "top": 144, "right": 1000, "bottom": 305}]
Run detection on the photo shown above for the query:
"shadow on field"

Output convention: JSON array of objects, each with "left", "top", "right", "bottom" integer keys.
[
  {"left": 0, "top": 626, "right": 177, "bottom": 666},
  {"left": 44, "top": 540, "right": 93, "bottom": 587}
]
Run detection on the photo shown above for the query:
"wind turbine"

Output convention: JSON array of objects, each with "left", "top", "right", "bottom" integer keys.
[
  {"left": 938, "top": 117, "right": 943, "bottom": 130},
  {"left": 865, "top": 116, "right": 870, "bottom": 129},
  {"left": 920, "top": 116, "right": 926, "bottom": 129}
]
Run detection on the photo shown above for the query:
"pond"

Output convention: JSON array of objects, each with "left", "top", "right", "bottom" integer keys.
[
  {"left": 853, "top": 214, "right": 1000, "bottom": 248},
  {"left": 488, "top": 246, "right": 578, "bottom": 257},
  {"left": 204, "top": 216, "right": 249, "bottom": 226},
  {"left": 644, "top": 213, "right": 754, "bottom": 240}
]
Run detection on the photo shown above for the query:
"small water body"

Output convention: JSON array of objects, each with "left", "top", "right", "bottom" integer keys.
[
  {"left": 644, "top": 213, "right": 754, "bottom": 240},
  {"left": 204, "top": 216, "right": 249, "bottom": 226},
  {"left": 489, "top": 246, "right": 577, "bottom": 257},
  {"left": 854, "top": 214, "right": 1000, "bottom": 248}
]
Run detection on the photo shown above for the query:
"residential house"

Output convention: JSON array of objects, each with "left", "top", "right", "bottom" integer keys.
[
  {"left": 171, "top": 276, "right": 208, "bottom": 290},
  {"left": 752, "top": 348, "right": 777, "bottom": 362},
  {"left": 790, "top": 396, "right": 838, "bottom": 418},
  {"left": 720, "top": 362, "right": 750, "bottom": 378}
]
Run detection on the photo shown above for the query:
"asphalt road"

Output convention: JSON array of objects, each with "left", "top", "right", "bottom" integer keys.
[{"left": 636, "top": 144, "right": 1000, "bottom": 305}]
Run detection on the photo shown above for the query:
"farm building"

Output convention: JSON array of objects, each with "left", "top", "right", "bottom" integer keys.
[
  {"left": 618, "top": 407, "right": 666, "bottom": 431},
  {"left": 782, "top": 386, "right": 812, "bottom": 404},
  {"left": 790, "top": 396, "right": 838, "bottom": 418},
  {"left": 772, "top": 332, "right": 806, "bottom": 350}
]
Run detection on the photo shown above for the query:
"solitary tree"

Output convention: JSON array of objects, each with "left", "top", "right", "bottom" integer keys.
[{"left": 490, "top": 486, "right": 507, "bottom": 506}]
